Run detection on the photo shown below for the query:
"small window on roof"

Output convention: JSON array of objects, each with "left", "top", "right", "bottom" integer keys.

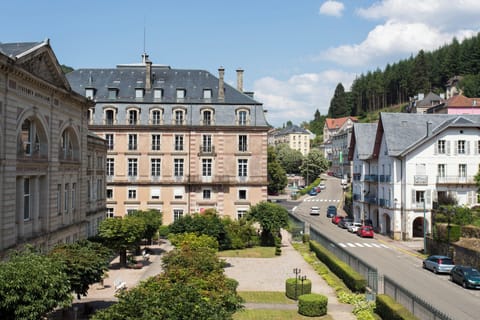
[
  {"left": 135, "top": 88, "right": 144, "bottom": 98},
  {"left": 203, "top": 89, "right": 212, "bottom": 99},
  {"left": 85, "top": 88, "right": 95, "bottom": 99},
  {"left": 154, "top": 89, "right": 163, "bottom": 99},
  {"left": 108, "top": 88, "right": 117, "bottom": 99},
  {"left": 176, "top": 89, "right": 185, "bottom": 99}
]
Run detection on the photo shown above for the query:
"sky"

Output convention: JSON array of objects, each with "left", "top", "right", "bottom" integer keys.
[{"left": 2, "top": 0, "right": 480, "bottom": 127}]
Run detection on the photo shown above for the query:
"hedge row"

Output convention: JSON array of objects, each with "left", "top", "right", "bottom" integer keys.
[
  {"left": 375, "top": 294, "right": 417, "bottom": 320},
  {"left": 309, "top": 240, "right": 366, "bottom": 292}
]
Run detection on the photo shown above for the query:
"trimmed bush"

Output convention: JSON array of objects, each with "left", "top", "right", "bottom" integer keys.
[
  {"left": 285, "top": 278, "right": 312, "bottom": 300},
  {"left": 375, "top": 294, "right": 417, "bottom": 320},
  {"left": 309, "top": 240, "right": 366, "bottom": 292},
  {"left": 298, "top": 293, "right": 328, "bottom": 317}
]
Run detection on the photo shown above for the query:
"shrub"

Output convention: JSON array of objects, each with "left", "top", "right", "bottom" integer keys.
[
  {"left": 158, "top": 225, "right": 170, "bottom": 238},
  {"left": 375, "top": 294, "right": 416, "bottom": 320},
  {"left": 297, "top": 293, "right": 327, "bottom": 317},
  {"left": 285, "top": 278, "right": 312, "bottom": 300}
]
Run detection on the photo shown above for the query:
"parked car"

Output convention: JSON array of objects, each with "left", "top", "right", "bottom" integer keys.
[
  {"left": 348, "top": 222, "right": 363, "bottom": 233},
  {"left": 314, "top": 186, "right": 321, "bottom": 193},
  {"left": 422, "top": 255, "right": 455, "bottom": 274},
  {"left": 362, "top": 219, "right": 373, "bottom": 227},
  {"left": 332, "top": 215, "right": 344, "bottom": 225},
  {"left": 450, "top": 265, "right": 480, "bottom": 289},
  {"left": 318, "top": 183, "right": 326, "bottom": 190},
  {"left": 326, "top": 205, "right": 337, "bottom": 218},
  {"left": 310, "top": 206, "right": 320, "bottom": 216},
  {"left": 357, "top": 226, "right": 374, "bottom": 238},
  {"left": 338, "top": 218, "right": 354, "bottom": 229},
  {"left": 308, "top": 189, "right": 318, "bottom": 196}
]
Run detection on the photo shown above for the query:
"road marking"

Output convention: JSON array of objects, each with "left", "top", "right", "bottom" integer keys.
[
  {"left": 355, "top": 243, "right": 364, "bottom": 247},
  {"left": 347, "top": 243, "right": 356, "bottom": 247},
  {"left": 363, "top": 243, "right": 372, "bottom": 247},
  {"left": 371, "top": 243, "right": 381, "bottom": 248},
  {"left": 339, "top": 243, "right": 347, "bottom": 247},
  {"left": 337, "top": 242, "right": 390, "bottom": 249},
  {"left": 380, "top": 244, "right": 389, "bottom": 248}
]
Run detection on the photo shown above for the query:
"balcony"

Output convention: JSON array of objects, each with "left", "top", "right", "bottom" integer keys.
[
  {"left": 198, "top": 145, "right": 216, "bottom": 156},
  {"left": 379, "top": 175, "right": 391, "bottom": 183},
  {"left": 187, "top": 175, "right": 266, "bottom": 185},
  {"left": 364, "top": 174, "right": 378, "bottom": 183},
  {"left": 353, "top": 173, "right": 361, "bottom": 181},
  {"left": 436, "top": 175, "right": 475, "bottom": 185},
  {"left": 378, "top": 198, "right": 391, "bottom": 207},
  {"left": 364, "top": 195, "right": 377, "bottom": 205}
]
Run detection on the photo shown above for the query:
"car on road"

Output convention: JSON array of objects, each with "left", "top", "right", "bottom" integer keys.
[
  {"left": 308, "top": 189, "right": 318, "bottom": 196},
  {"left": 347, "top": 222, "right": 363, "bottom": 233},
  {"left": 326, "top": 205, "right": 337, "bottom": 218},
  {"left": 422, "top": 255, "right": 455, "bottom": 274},
  {"left": 332, "top": 215, "right": 344, "bottom": 225},
  {"left": 450, "top": 265, "right": 480, "bottom": 289},
  {"left": 318, "top": 183, "right": 326, "bottom": 190},
  {"left": 357, "top": 226, "right": 374, "bottom": 238},
  {"left": 338, "top": 218, "right": 354, "bottom": 229},
  {"left": 310, "top": 206, "right": 320, "bottom": 216}
]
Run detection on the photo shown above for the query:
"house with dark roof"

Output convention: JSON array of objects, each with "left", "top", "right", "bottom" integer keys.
[
  {"left": 67, "top": 55, "right": 269, "bottom": 223},
  {"left": 323, "top": 116, "right": 357, "bottom": 178},
  {"left": 268, "top": 125, "right": 312, "bottom": 156},
  {"left": 349, "top": 113, "right": 480, "bottom": 240},
  {"left": 0, "top": 40, "right": 106, "bottom": 255},
  {"left": 410, "top": 92, "right": 445, "bottom": 114}
]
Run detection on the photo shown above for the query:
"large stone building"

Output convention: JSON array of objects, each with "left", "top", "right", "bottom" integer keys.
[
  {"left": 0, "top": 40, "right": 106, "bottom": 255},
  {"left": 268, "top": 125, "right": 311, "bottom": 156},
  {"left": 66, "top": 55, "right": 269, "bottom": 224},
  {"left": 323, "top": 116, "right": 357, "bottom": 178}
]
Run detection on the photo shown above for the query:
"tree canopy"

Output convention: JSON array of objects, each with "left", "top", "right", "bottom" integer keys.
[
  {"left": 128, "top": 209, "right": 163, "bottom": 244},
  {"left": 267, "top": 146, "right": 288, "bottom": 194},
  {"left": 275, "top": 143, "right": 304, "bottom": 174},
  {"left": 300, "top": 149, "right": 329, "bottom": 185},
  {"left": 328, "top": 83, "right": 349, "bottom": 118},
  {"left": 246, "top": 201, "right": 289, "bottom": 246}
]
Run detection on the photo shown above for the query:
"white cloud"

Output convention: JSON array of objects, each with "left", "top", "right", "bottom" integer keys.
[
  {"left": 319, "top": 1, "right": 345, "bottom": 17},
  {"left": 254, "top": 70, "right": 355, "bottom": 127}
]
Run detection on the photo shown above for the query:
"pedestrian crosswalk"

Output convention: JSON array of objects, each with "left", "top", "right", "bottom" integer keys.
[
  {"left": 337, "top": 242, "right": 390, "bottom": 249},
  {"left": 304, "top": 199, "right": 340, "bottom": 202}
]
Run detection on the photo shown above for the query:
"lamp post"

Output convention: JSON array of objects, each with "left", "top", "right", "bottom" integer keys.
[
  {"left": 293, "top": 268, "right": 301, "bottom": 299},
  {"left": 300, "top": 275, "right": 307, "bottom": 296},
  {"left": 423, "top": 199, "right": 427, "bottom": 254}
]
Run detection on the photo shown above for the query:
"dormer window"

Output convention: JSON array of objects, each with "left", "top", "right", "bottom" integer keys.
[
  {"left": 135, "top": 88, "right": 144, "bottom": 99},
  {"left": 176, "top": 89, "right": 186, "bottom": 99},
  {"left": 127, "top": 109, "right": 139, "bottom": 125},
  {"left": 150, "top": 109, "right": 163, "bottom": 125},
  {"left": 173, "top": 109, "right": 186, "bottom": 125},
  {"left": 203, "top": 89, "right": 212, "bottom": 99},
  {"left": 108, "top": 88, "right": 118, "bottom": 99},
  {"left": 104, "top": 108, "right": 116, "bottom": 125},
  {"left": 201, "top": 109, "right": 214, "bottom": 125},
  {"left": 85, "top": 88, "right": 95, "bottom": 99},
  {"left": 236, "top": 109, "right": 250, "bottom": 126},
  {"left": 154, "top": 88, "right": 163, "bottom": 99}
]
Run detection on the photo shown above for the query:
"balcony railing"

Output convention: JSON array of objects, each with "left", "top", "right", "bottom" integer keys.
[
  {"left": 378, "top": 198, "right": 391, "bottom": 207},
  {"left": 199, "top": 145, "right": 216, "bottom": 156},
  {"left": 353, "top": 173, "right": 361, "bottom": 181},
  {"left": 379, "top": 175, "right": 391, "bottom": 183},
  {"left": 364, "top": 195, "right": 377, "bottom": 204},
  {"left": 436, "top": 175, "right": 475, "bottom": 184},
  {"left": 364, "top": 174, "right": 378, "bottom": 182},
  {"left": 414, "top": 175, "right": 428, "bottom": 185},
  {"left": 187, "top": 175, "right": 266, "bottom": 185}
]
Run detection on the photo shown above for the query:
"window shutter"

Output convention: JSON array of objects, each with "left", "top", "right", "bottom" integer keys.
[
  {"left": 466, "top": 141, "right": 470, "bottom": 155},
  {"left": 446, "top": 141, "right": 451, "bottom": 155},
  {"left": 453, "top": 141, "right": 457, "bottom": 155},
  {"left": 412, "top": 190, "right": 416, "bottom": 205},
  {"left": 475, "top": 141, "right": 479, "bottom": 155}
]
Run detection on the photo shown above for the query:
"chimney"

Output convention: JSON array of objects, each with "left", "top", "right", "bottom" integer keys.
[
  {"left": 218, "top": 67, "right": 225, "bottom": 100},
  {"left": 236, "top": 68, "right": 244, "bottom": 92},
  {"left": 143, "top": 53, "right": 152, "bottom": 90}
]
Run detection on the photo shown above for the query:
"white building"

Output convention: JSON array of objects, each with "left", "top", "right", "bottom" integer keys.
[{"left": 350, "top": 113, "right": 480, "bottom": 240}]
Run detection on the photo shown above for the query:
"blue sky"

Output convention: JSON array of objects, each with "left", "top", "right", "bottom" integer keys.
[{"left": 2, "top": 0, "right": 480, "bottom": 127}]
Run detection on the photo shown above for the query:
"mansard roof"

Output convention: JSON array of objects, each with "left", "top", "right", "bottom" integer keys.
[
  {"left": 349, "top": 123, "right": 377, "bottom": 160},
  {"left": 273, "top": 125, "right": 310, "bottom": 136}
]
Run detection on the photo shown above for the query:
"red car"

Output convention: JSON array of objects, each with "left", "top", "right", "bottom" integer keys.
[
  {"left": 332, "top": 215, "right": 344, "bottom": 225},
  {"left": 357, "top": 226, "right": 374, "bottom": 238}
]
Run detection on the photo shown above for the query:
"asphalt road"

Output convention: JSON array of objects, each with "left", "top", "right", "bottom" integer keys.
[{"left": 286, "top": 175, "right": 480, "bottom": 320}]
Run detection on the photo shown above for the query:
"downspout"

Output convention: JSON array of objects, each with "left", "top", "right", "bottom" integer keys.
[
  {"left": 188, "top": 104, "right": 192, "bottom": 214},
  {"left": 400, "top": 157, "right": 406, "bottom": 240}
]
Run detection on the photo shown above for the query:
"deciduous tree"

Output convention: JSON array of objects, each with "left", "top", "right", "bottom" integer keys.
[{"left": 246, "top": 201, "right": 289, "bottom": 246}]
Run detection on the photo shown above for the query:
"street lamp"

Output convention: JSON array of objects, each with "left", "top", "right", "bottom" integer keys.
[
  {"left": 293, "top": 268, "right": 301, "bottom": 299},
  {"left": 300, "top": 275, "right": 307, "bottom": 296},
  {"left": 423, "top": 199, "right": 427, "bottom": 254}
]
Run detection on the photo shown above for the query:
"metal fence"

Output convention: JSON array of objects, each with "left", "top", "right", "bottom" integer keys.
[{"left": 383, "top": 275, "right": 453, "bottom": 320}]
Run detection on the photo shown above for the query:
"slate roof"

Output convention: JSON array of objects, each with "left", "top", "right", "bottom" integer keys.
[
  {"left": 66, "top": 65, "right": 261, "bottom": 105},
  {"left": 351, "top": 123, "right": 377, "bottom": 160},
  {"left": 379, "top": 113, "right": 480, "bottom": 156},
  {"left": 273, "top": 125, "right": 310, "bottom": 136},
  {"left": 416, "top": 92, "right": 444, "bottom": 107},
  {"left": 0, "top": 41, "right": 45, "bottom": 58}
]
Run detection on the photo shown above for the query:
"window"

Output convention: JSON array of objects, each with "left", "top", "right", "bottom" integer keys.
[
  {"left": 416, "top": 190, "right": 425, "bottom": 204},
  {"left": 128, "top": 134, "right": 137, "bottom": 150},
  {"left": 458, "top": 140, "right": 466, "bottom": 154},
  {"left": 203, "top": 189, "right": 211, "bottom": 200},
  {"left": 238, "top": 110, "right": 248, "bottom": 125},
  {"left": 22, "top": 178, "right": 31, "bottom": 220},
  {"left": 176, "top": 89, "right": 185, "bottom": 99},
  {"left": 202, "top": 159, "right": 212, "bottom": 177},
  {"left": 203, "top": 89, "right": 212, "bottom": 99},
  {"left": 60, "top": 130, "right": 74, "bottom": 160},
  {"left": 106, "top": 188, "right": 113, "bottom": 199},
  {"left": 174, "top": 110, "right": 184, "bottom": 125},
  {"left": 174, "top": 159, "right": 184, "bottom": 177},
  {"left": 128, "top": 109, "right": 138, "bottom": 125},
  {"left": 105, "top": 134, "right": 114, "bottom": 150},
  {"left": 88, "top": 108, "right": 95, "bottom": 124},
  {"left": 85, "top": 88, "right": 95, "bottom": 99},
  {"left": 438, "top": 164, "right": 446, "bottom": 177},
  {"left": 154, "top": 89, "right": 163, "bottom": 99},
  {"left": 106, "top": 158, "right": 114, "bottom": 176},
  {"left": 108, "top": 88, "right": 117, "bottom": 99},
  {"left": 438, "top": 140, "right": 446, "bottom": 154},
  {"left": 57, "top": 184, "right": 61, "bottom": 214},
  {"left": 135, "top": 88, "right": 144, "bottom": 98},
  {"left": 64, "top": 183, "right": 69, "bottom": 212},
  {"left": 150, "top": 134, "right": 161, "bottom": 151},
  {"left": 105, "top": 109, "right": 115, "bottom": 125},
  {"left": 128, "top": 158, "right": 138, "bottom": 177},
  {"left": 202, "top": 110, "right": 212, "bottom": 125},
  {"left": 237, "top": 210, "right": 247, "bottom": 219},
  {"left": 151, "top": 158, "right": 161, "bottom": 176},
  {"left": 459, "top": 164, "right": 467, "bottom": 177},
  {"left": 107, "top": 208, "right": 114, "bottom": 218},
  {"left": 174, "top": 187, "right": 184, "bottom": 199},
  {"left": 128, "top": 188, "right": 137, "bottom": 199},
  {"left": 238, "top": 135, "right": 248, "bottom": 152},
  {"left": 150, "top": 188, "right": 161, "bottom": 200},
  {"left": 238, "top": 159, "right": 248, "bottom": 177},
  {"left": 202, "top": 135, "right": 212, "bottom": 153},
  {"left": 174, "top": 135, "right": 184, "bottom": 151},
  {"left": 19, "top": 119, "right": 41, "bottom": 156},
  {"left": 71, "top": 183, "right": 76, "bottom": 209},
  {"left": 151, "top": 110, "right": 162, "bottom": 125},
  {"left": 173, "top": 209, "right": 184, "bottom": 221},
  {"left": 238, "top": 189, "right": 247, "bottom": 200}
]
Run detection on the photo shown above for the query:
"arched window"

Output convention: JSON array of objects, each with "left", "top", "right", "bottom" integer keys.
[
  {"left": 88, "top": 107, "right": 95, "bottom": 125},
  {"left": 201, "top": 108, "right": 215, "bottom": 126},
  {"left": 59, "top": 128, "right": 80, "bottom": 161},
  {"left": 236, "top": 108, "right": 250, "bottom": 126},
  {"left": 150, "top": 108, "right": 163, "bottom": 125},
  {"left": 104, "top": 109, "right": 116, "bottom": 125},
  {"left": 173, "top": 108, "right": 186, "bottom": 125},
  {"left": 17, "top": 118, "right": 47, "bottom": 158},
  {"left": 127, "top": 108, "right": 140, "bottom": 125}
]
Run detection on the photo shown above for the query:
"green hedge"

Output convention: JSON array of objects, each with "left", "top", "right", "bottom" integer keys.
[
  {"left": 375, "top": 294, "right": 417, "bottom": 320},
  {"left": 298, "top": 293, "right": 328, "bottom": 317},
  {"left": 309, "top": 240, "right": 366, "bottom": 292},
  {"left": 285, "top": 278, "right": 312, "bottom": 300}
]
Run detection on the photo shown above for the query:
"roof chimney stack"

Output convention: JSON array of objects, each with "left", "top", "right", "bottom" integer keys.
[
  {"left": 236, "top": 68, "right": 244, "bottom": 92},
  {"left": 218, "top": 67, "right": 225, "bottom": 100},
  {"left": 143, "top": 53, "right": 152, "bottom": 90}
]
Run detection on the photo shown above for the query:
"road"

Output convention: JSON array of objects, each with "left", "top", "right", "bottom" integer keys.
[{"left": 285, "top": 175, "right": 480, "bottom": 320}]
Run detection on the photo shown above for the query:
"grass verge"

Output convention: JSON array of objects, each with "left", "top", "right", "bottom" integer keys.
[{"left": 238, "top": 291, "right": 296, "bottom": 304}]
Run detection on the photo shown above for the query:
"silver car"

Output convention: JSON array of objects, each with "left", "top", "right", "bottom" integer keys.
[{"left": 422, "top": 255, "right": 455, "bottom": 274}]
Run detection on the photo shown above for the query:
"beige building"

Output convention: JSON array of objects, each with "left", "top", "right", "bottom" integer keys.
[
  {"left": 268, "top": 125, "right": 311, "bottom": 156},
  {"left": 0, "top": 40, "right": 106, "bottom": 256},
  {"left": 67, "top": 56, "right": 269, "bottom": 224}
]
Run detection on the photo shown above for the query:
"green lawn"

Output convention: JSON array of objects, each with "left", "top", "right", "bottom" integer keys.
[
  {"left": 233, "top": 309, "right": 333, "bottom": 320},
  {"left": 239, "top": 291, "right": 296, "bottom": 304},
  {"left": 218, "top": 246, "right": 276, "bottom": 258}
]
